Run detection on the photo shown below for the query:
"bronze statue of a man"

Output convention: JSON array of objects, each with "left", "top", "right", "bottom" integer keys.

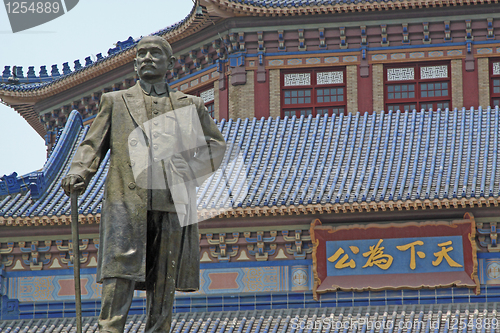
[{"left": 61, "top": 36, "right": 226, "bottom": 333}]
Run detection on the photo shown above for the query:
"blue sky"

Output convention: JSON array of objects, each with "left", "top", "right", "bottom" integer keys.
[{"left": 0, "top": 0, "right": 193, "bottom": 176}]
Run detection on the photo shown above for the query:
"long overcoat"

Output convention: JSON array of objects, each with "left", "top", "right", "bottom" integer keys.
[{"left": 68, "top": 82, "right": 226, "bottom": 291}]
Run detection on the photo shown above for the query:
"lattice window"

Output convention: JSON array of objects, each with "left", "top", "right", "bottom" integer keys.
[
  {"left": 420, "top": 82, "right": 448, "bottom": 98},
  {"left": 387, "top": 104, "right": 417, "bottom": 112},
  {"left": 191, "top": 85, "right": 216, "bottom": 119},
  {"left": 206, "top": 103, "right": 215, "bottom": 118},
  {"left": 387, "top": 84, "right": 415, "bottom": 100},
  {"left": 284, "top": 109, "right": 312, "bottom": 117},
  {"left": 384, "top": 62, "right": 450, "bottom": 111},
  {"left": 284, "top": 73, "right": 311, "bottom": 86},
  {"left": 317, "top": 107, "right": 344, "bottom": 116},
  {"left": 420, "top": 102, "right": 450, "bottom": 110},
  {"left": 316, "top": 71, "right": 343, "bottom": 85},
  {"left": 387, "top": 68, "right": 414, "bottom": 81},
  {"left": 491, "top": 59, "right": 500, "bottom": 107},
  {"left": 282, "top": 68, "right": 346, "bottom": 117},
  {"left": 284, "top": 89, "right": 312, "bottom": 105},
  {"left": 420, "top": 65, "right": 448, "bottom": 80},
  {"left": 200, "top": 88, "right": 214, "bottom": 103},
  {"left": 494, "top": 62, "right": 500, "bottom": 76},
  {"left": 316, "top": 87, "right": 344, "bottom": 103},
  {"left": 493, "top": 79, "right": 500, "bottom": 94}
]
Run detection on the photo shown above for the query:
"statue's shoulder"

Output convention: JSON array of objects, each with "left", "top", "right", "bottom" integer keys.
[
  {"left": 170, "top": 89, "right": 204, "bottom": 108},
  {"left": 102, "top": 83, "right": 140, "bottom": 101}
]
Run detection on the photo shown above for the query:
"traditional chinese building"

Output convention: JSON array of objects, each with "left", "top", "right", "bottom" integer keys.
[{"left": 1, "top": 0, "right": 500, "bottom": 331}]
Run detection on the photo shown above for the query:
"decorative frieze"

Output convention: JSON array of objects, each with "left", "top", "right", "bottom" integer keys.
[
  {"left": 0, "top": 238, "right": 99, "bottom": 271},
  {"left": 477, "top": 220, "right": 499, "bottom": 252},
  {"left": 200, "top": 229, "right": 314, "bottom": 263}
]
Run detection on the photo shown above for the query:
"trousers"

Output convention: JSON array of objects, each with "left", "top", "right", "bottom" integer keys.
[{"left": 98, "top": 211, "right": 182, "bottom": 333}]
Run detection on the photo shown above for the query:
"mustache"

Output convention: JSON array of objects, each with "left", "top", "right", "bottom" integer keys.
[{"left": 140, "top": 63, "right": 156, "bottom": 69}]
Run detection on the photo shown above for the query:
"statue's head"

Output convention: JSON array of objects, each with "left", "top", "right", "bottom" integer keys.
[{"left": 134, "top": 36, "right": 176, "bottom": 83}]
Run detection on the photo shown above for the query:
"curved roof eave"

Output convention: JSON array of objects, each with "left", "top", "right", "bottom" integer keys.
[
  {"left": 200, "top": 0, "right": 499, "bottom": 16},
  {"left": 3, "top": 0, "right": 498, "bottom": 101}
]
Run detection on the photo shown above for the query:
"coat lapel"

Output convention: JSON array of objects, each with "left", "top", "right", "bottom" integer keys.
[
  {"left": 169, "top": 90, "right": 194, "bottom": 140},
  {"left": 123, "top": 82, "right": 148, "bottom": 134},
  {"left": 168, "top": 89, "right": 190, "bottom": 110}
]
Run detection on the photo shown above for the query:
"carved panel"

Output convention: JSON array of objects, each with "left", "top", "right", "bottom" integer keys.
[
  {"left": 284, "top": 73, "right": 311, "bottom": 86},
  {"left": 200, "top": 88, "right": 214, "bottom": 103},
  {"left": 420, "top": 65, "right": 448, "bottom": 79},
  {"left": 493, "top": 62, "right": 500, "bottom": 75},
  {"left": 387, "top": 68, "right": 414, "bottom": 81},
  {"left": 316, "top": 71, "right": 343, "bottom": 85}
]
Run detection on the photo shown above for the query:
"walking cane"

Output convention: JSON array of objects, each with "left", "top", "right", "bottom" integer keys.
[{"left": 71, "top": 191, "right": 83, "bottom": 333}]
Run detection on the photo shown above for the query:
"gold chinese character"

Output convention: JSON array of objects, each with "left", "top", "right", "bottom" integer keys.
[
  {"left": 328, "top": 247, "right": 357, "bottom": 269},
  {"left": 362, "top": 239, "right": 393, "bottom": 270},
  {"left": 432, "top": 241, "right": 463, "bottom": 268},
  {"left": 396, "top": 240, "right": 426, "bottom": 270}
]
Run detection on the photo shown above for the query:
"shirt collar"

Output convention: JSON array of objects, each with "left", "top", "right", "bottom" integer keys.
[{"left": 139, "top": 80, "right": 168, "bottom": 96}]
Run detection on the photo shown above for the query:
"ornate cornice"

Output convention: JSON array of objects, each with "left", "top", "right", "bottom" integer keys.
[
  {"left": 1, "top": 197, "right": 498, "bottom": 227},
  {"left": 201, "top": 0, "right": 499, "bottom": 17}
]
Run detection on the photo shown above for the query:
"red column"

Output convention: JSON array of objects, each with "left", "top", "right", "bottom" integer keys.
[
  {"left": 358, "top": 65, "right": 373, "bottom": 114},
  {"left": 254, "top": 69, "right": 270, "bottom": 118},
  {"left": 462, "top": 59, "right": 479, "bottom": 108},
  {"left": 218, "top": 75, "right": 229, "bottom": 120}
]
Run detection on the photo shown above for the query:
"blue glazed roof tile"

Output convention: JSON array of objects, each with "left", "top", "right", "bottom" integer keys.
[
  {"left": 0, "top": 303, "right": 498, "bottom": 332},
  {"left": 1, "top": 107, "right": 500, "bottom": 220}
]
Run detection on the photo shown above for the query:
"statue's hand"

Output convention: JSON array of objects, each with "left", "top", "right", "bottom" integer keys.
[
  {"left": 61, "top": 174, "right": 85, "bottom": 196},
  {"left": 170, "top": 154, "right": 193, "bottom": 180}
]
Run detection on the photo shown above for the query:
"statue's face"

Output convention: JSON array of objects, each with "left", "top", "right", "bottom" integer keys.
[{"left": 135, "top": 41, "right": 172, "bottom": 82}]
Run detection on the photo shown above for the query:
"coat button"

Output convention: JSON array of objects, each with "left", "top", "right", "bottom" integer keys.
[
  {"left": 128, "top": 182, "right": 136, "bottom": 189},
  {"left": 129, "top": 138, "right": 138, "bottom": 146},
  {"left": 153, "top": 131, "right": 159, "bottom": 138},
  {"left": 153, "top": 144, "right": 158, "bottom": 150}
]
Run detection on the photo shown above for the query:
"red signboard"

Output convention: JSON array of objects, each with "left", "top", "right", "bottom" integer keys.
[{"left": 311, "top": 213, "right": 479, "bottom": 300}]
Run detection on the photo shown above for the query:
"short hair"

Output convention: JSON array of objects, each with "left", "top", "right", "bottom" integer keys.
[{"left": 137, "top": 36, "right": 173, "bottom": 57}]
